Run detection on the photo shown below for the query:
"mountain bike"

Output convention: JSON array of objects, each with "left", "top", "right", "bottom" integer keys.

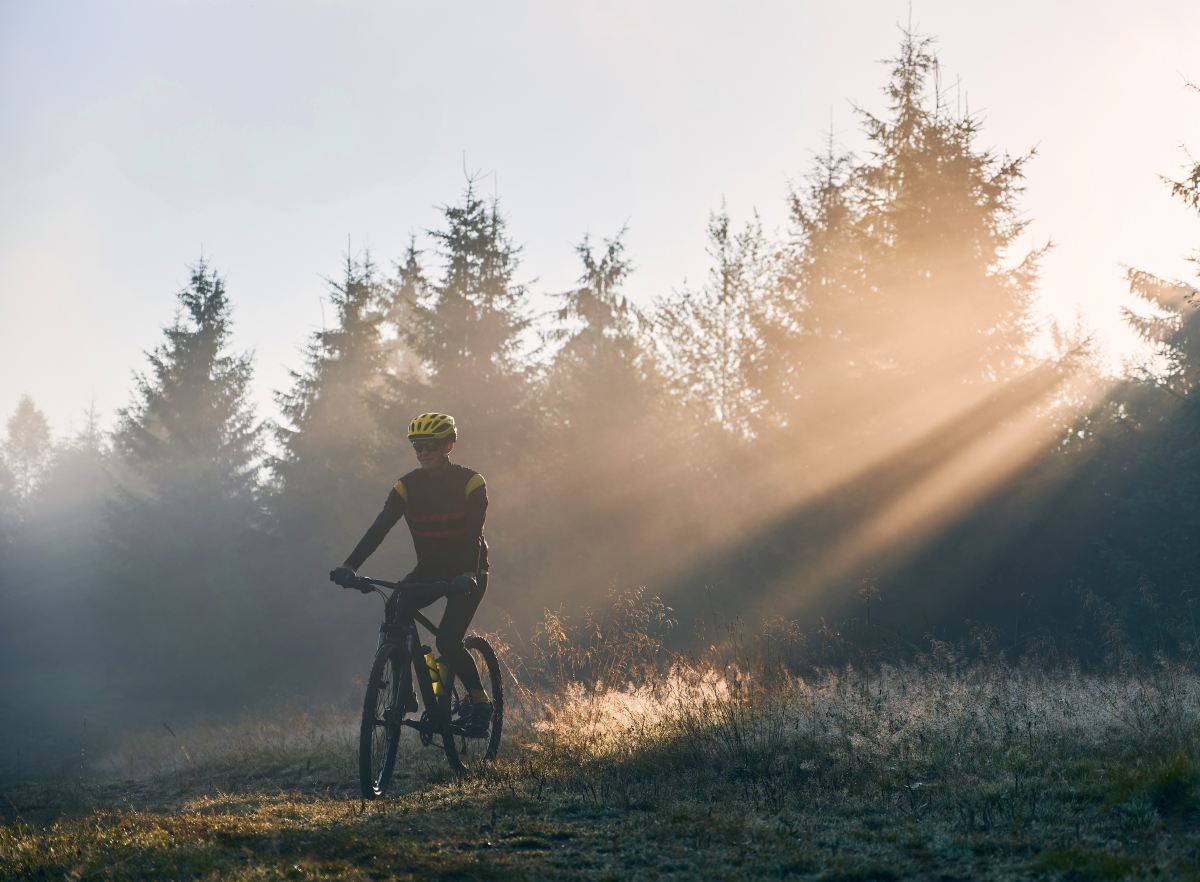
[{"left": 345, "top": 574, "right": 503, "bottom": 796}]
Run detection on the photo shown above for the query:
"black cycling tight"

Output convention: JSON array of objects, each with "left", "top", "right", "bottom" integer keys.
[{"left": 395, "top": 572, "right": 487, "bottom": 693}]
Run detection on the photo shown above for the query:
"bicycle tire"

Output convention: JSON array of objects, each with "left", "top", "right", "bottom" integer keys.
[
  {"left": 441, "top": 634, "right": 504, "bottom": 774},
  {"left": 359, "top": 643, "right": 407, "bottom": 798}
]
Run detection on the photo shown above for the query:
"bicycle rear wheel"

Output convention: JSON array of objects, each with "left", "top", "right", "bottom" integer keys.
[
  {"left": 359, "top": 643, "right": 410, "bottom": 798},
  {"left": 441, "top": 634, "right": 504, "bottom": 775}
]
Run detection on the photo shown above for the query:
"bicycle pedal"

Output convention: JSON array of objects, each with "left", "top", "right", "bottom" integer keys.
[{"left": 382, "top": 707, "right": 404, "bottom": 726}]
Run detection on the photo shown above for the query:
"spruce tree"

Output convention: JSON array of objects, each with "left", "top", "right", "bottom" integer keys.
[
  {"left": 528, "top": 230, "right": 673, "bottom": 585},
  {"left": 655, "top": 31, "right": 1049, "bottom": 623},
  {"left": 34, "top": 404, "right": 112, "bottom": 542},
  {"left": 265, "top": 250, "right": 401, "bottom": 684},
  {"left": 3, "top": 395, "right": 52, "bottom": 512},
  {"left": 385, "top": 237, "right": 427, "bottom": 330},
  {"left": 1125, "top": 90, "right": 1200, "bottom": 397},
  {"left": 548, "top": 230, "right": 637, "bottom": 378},
  {"left": 376, "top": 237, "right": 427, "bottom": 391},
  {"left": 1112, "top": 94, "right": 1200, "bottom": 431},
  {"left": 0, "top": 395, "right": 50, "bottom": 675},
  {"left": 114, "top": 261, "right": 260, "bottom": 504},
  {"left": 0, "top": 450, "right": 15, "bottom": 549},
  {"left": 852, "top": 31, "right": 1042, "bottom": 395},
  {"left": 764, "top": 138, "right": 865, "bottom": 431},
  {"left": 271, "top": 249, "right": 390, "bottom": 526},
  {"left": 383, "top": 180, "right": 534, "bottom": 472},
  {"left": 543, "top": 229, "right": 653, "bottom": 444},
  {"left": 1124, "top": 271, "right": 1200, "bottom": 399},
  {"left": 6, "top": 405, "right": 117, "bottom": 687},
  {"left": 654, "top": 206, "right": 770, "bottom": 440},
  {"left": 107, "top": 259, "right": 264, "bottom": 691},
  {"left": 932, "top": 91, "right": 1200, "bottom": 658},
  {"left": 1101, "top": 120, "right": 1200, "bottom": 600}
]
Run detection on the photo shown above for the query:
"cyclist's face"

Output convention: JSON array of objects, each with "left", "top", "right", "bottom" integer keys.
[{"left": 413, "top": 439, "right": 452, "bottom": 468}]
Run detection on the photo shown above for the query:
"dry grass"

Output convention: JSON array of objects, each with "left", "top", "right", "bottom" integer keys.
[{"left": 4, "top": 591, "right": 1200, "bottom": 880}]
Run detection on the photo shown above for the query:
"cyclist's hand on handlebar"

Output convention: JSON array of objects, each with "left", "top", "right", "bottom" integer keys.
[{"left": 329, "top": 565, "right": 357, "bottom": 588}]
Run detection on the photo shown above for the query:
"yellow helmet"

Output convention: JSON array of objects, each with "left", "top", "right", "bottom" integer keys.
[{"left": 408, "top": 412, "right": 457, "bottom": 442}]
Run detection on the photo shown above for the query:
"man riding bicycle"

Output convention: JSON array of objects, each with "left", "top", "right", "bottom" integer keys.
[{"left": 329, "top": 412, "right": 492, "bottom": 735}]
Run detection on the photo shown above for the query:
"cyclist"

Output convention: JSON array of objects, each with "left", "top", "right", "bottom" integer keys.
[{"left": 329, "top": 412, "right": 492, "bottom": 735}]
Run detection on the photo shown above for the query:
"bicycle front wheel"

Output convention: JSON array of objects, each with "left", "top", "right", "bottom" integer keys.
[
  {"left": 441, "top": 634, "right": 504, "bottom": 775},
  {"left": 359, "top": 643, "right": 409, "bottom": 798}
]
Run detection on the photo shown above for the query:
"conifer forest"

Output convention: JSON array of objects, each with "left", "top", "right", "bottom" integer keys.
[{"left": 2, "top": 9, "right": 1199, "bottom": 880}]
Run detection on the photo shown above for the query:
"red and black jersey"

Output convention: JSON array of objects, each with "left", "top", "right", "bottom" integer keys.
[{"left": 343, "top": 462, "right": 488, "bottom": 579}]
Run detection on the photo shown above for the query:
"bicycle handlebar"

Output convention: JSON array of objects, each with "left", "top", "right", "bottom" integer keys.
[{"left": 348, "top": 574, "right": 473, "bottom": 598}]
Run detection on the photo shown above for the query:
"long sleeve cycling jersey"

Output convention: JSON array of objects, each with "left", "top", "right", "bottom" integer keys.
[{"left": 343, "top": 462, "right": 488, "bottom": 578}]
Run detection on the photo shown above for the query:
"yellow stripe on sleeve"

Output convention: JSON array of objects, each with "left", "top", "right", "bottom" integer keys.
[
  {"left": 465, "top": 473, "right": 486, "bottom": 497},
  {"left": 393, "top": 479, "right": 408, "bottom": 501}
]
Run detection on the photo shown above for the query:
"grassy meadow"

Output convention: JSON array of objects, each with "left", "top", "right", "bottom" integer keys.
[{"left": 3, "top": 598, "right": 1200, "bottom": 881}]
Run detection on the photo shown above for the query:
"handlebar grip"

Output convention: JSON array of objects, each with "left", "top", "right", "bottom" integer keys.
[{"left": 349, "top": 576, "right": 374, "bottom": 594}]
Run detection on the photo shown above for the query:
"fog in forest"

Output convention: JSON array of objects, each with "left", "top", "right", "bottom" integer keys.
[{"left": 2, "top": 30, "right": 1197, "bottom": 784}]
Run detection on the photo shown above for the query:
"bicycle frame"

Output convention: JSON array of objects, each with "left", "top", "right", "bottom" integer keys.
[{"left": 360, "top": 576, "right": 465, "bottom": 737}]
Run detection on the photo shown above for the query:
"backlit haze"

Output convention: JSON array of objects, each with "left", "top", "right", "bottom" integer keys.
[
  {"left": 2, "top": 1, "right": 1198, "bottom": 435},
  {"left": 4, "top": 2, "right": 1200, "bottom": 786}
]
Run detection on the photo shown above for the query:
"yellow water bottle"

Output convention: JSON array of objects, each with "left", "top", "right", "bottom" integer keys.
[
  {"left": 423, "top": 649, "right": 441, "bottom": 696},
  {"left": 436, "top": 658, "right": 452, "bottom": 690}
]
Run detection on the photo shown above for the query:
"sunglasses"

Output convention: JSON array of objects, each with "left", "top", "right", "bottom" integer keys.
[{"left": 411, "top": 441, "right": 445, "bottom": 454}]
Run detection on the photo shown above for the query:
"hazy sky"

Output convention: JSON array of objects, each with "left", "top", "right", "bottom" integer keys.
[{"left": 2, "top": 1, "right": 1198, "bottom": 438}]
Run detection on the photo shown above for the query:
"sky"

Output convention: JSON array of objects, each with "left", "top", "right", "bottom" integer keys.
[{"left": 2, "top": 0, "right": 1198, "bottom": 439}]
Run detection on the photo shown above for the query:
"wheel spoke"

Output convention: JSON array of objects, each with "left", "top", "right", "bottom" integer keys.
[{"left": 361, "top": 649, "right": 409, "bottom": 798}]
